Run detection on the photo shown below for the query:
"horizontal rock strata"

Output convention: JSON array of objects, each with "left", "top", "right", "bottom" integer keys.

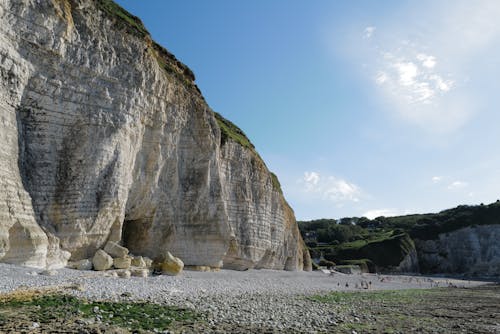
[
  {"left": 0, "top": 0, "right": 310, "bottom": 271},
  {"left": 415, "top": 225, "right": 500, "bottom": 276}
]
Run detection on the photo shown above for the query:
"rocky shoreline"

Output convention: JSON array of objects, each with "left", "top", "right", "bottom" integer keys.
[{"left": 0, "top": 263, "right": 495, "bottom": 333}]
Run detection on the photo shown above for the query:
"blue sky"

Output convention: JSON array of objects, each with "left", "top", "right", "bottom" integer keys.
[{"left": 115, "top": 0, "right": 500, "bottom": 220}]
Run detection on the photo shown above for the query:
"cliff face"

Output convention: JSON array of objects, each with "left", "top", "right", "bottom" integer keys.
[
  {"left": 415, "top": 225, "right": 500, "bottom": 277},
  {"left": 0, "top": 0, "right": 310, "bottom": 270}
]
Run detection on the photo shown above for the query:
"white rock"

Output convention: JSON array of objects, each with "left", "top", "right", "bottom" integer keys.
[
  {"left": 143, "top": 257, "right": 153, "bottom": 268},
  {"left": 131, "top": 268, "right": 149, "bottom": 277},
  {"left": 40, "top": 269, "right": 57, "bottom": 276},
  {"left": 76, "top": 259, "right": 93, "bottom": 270},
  {"left": 157, "top": 252, "right": 184, "bottom": 276},
  {"left": 113, "top": 257, "right": 131, "bottom": 269},
  {"left": 92, "top": 250, "right": 113, "bottom": 271},
  {"left": 0, "top": 0, "right": 310, "bottom": 273},
  {"left": 117, "top": 270, "right": 131, "bottom": 278},
  {"left": 104, "top": 242, "right": 129, "bottom": 259},
  {"left": 131, "top": 256, "right": 146, "bottom": 268}
]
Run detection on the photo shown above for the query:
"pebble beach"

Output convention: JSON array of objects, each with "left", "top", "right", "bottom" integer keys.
[{"left": 0, "top": 263, "right": 493, "bottom": 333}]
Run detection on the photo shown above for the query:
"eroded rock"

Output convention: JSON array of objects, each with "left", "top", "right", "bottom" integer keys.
[
  {"left": 92, "top": 250, "right": 113, "bottom": 271},
  {"left": 113, "top": 257, "right": 131, "bottom": 269},
  {"left": 155, "top": 252, "right": 184, "bottom": 276},
  {"left": 76, "top": 259, "right": 93, "bottom": 271},
  {"left": 117, "top": 270, "right": 131, "bottom": 278},
  {"left": 104, "top": 242, "right": 129, "bottom": 259},
  {"left": 131, "top": 268, "right": 149, "bottom": 278},
  {"left": 0, "top": 0, "right": 310, "bottom": 271},
  {"left": 131, "top": 256, "right": 146, "bottom": 268}
]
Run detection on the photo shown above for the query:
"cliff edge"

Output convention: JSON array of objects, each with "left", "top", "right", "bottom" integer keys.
[{"left": 0, "top": 0, "right": 311, "bottom": 270}]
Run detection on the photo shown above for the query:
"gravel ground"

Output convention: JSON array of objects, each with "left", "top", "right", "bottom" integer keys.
[{"left": 0, "top": 263, "right": 494, "bottom": 333}]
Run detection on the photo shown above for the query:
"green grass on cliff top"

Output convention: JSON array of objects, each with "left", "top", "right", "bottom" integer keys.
[
  {"left": 96, "top": 0, "right": 148, "bottom": 37},
  {"left": 214, "top": 112, "right": 254, "bottom": 150},
  {"left": 95, "top": 1, "right": 284, "bottom": 195},
  {"left": 214, "top": 112, "right": 284, "bottom": 194}
]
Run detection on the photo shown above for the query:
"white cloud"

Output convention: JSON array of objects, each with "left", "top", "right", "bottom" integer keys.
[
  {"left": 448, "top": 180, "right": 468, "bottom": 189},
  {"left": 362, "top": 208, "right": 400, "bottom": 219},
  {"left": 374, "top": 51, "right": 454, "bottom": 107},
  {"left": 301, "top": 171, "right": 361, "bottom": 202},
  {"left": 432, "top": 176, "right": 442, "bottom": 183},
  {"left": 303, "top": 171, "right": 320, "bottom": 190},
  {"left": 395, "top": 62, "right": 418, "bottom": 86},
  {"left": 363, "top": 26, "right": 376, "bottom": 39},
  {"left": 430, "top": 75, "right": 453, "bottom": 92},
  {"left": 375, "top": 72, "right": 388, "bottom": 84},
  {"left": 350, "top": 0, "right": 500, "bottom": 133},
  {"left": 417, "top": 53, "right": 436, "bottom": 69}
]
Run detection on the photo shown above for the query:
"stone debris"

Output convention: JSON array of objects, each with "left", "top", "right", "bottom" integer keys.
[
  {"left": 40, "top": 270, "right": 57, "bottom": 276},
  {"left": 117, "top": 270, "right": 131, "bottom": 279},
  {"left": 156, "top": 252, "right": 184, "bottom": 276},
  {"left": 0, "top": 263, "right": 493, "bottom": 334},
  {"left": 113, "top": 257, "right": 131, "bottom": 269},
  {"left": 131, "top": 268, "right": 149, "bottom": 278},
  {"left": 76, "top": 259, "right": 93, "bottom": 271},
  {"left": 92, "top": 250, "right": 113, "bottom": 271},
  {"left": 144, "top": 257, "right": 153, "bottom": 268},
  {"left": 131, "top": 256, "right": 146, "bottom": 268},
  {"left": 185, "top": 265, "right": 213, "bottom": 272},
  {"left": 103, "top": 242, "right": 129, "bottom": 259}
]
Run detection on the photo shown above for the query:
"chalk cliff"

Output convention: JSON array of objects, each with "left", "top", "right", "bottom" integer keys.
[
  {"left": 415, "top": 225, "right": 500, "bottom": 277},
  {"left": 0, "top": 0, "right": 311, "bottom": 270}
]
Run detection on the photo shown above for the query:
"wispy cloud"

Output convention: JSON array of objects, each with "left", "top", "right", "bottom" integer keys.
[
  {"left": 432, "top": 176, "right": 442, "bottom": 183},
  {"left": 363, "top": 26, "right": 376, "bottom": 39},
  {"left": 448, "top": 180, "right": 468, "bottom": 189},
  {"left": 362, "top": 208, "right": 400, "bottom": 219},
  {"left": 301, "top": 171, "right": 361, "bottom": 203},
  {"left": 374, "top": 50, "right": 454, "bottom": 106},
  {"left": 356, "top": 0, "right": 500, "bottom": 133},
  {"left": 417, "top": 53, "right": 436, "bottom": 69}
]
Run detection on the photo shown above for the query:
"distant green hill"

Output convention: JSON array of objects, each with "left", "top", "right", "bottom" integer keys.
[{"left": 299, "top": 200, "right": 500, "bottom": 272}]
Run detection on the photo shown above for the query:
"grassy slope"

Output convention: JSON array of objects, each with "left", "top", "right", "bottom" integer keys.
[{"left": 300, "top": 201, "right": 500, "bottom": 271}]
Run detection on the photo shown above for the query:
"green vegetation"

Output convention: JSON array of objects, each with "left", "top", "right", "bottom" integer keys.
[
  {"left": 338, "top": 259, "right": 374, "bottom": 272},
  {"left": 0, "top": 293, "right": 199, "bottom": 332},
  {"left": 151, "top": 42, "right": 199, "bottom": 91},
  {"left": 309, "top": 286, "right": 500, "bottom": 333},
  {"left": 96, "top": 0, "right": 148, "bottom": 37},
  {"left": 213, "top": 113, "right": 284, "bottom": 195},
  {"left": 310, "top": 288, "right": 433, "bottom": 304},
  {"left": 270, "top": 172, "right": 282, "bottom": 194},
  {"left": 214, "top": 112, "right": 254, "bottom": 150},
  {"left": 300, "top": 200, "right": 500, "bottom": 272},
  {"left": 95, "top": 1, "right": 200, "bottom": 94}
]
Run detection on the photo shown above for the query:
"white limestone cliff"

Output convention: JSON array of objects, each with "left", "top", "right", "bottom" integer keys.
[
  {"left": 415, "top": 225, "right": 500, "bottom": 277},
  {"left": 0, "top": 0, "right": 311, "bottom": 271}
]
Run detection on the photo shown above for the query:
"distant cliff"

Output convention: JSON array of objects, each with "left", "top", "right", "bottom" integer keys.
[
  {"left": 415, "top": 225, "right": 500, "bottom": 276},
  {"left": 300, "top": 201, "right": 500, "bottom": 276},
  {"left": 0, "top": 0, "right": 311, "bottom": 271}
]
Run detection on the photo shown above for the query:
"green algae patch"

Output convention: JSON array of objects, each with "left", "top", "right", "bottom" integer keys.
[{"left": 0, "top": 293, "right": 200, "bottom": 332}]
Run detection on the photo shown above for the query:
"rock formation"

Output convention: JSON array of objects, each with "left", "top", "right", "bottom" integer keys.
[
  {"left": 0, "top": 0, "right": 311, "bottom": 271},
  {"left": 415, "top": 225, "right": 500, "bottom": 277}
]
